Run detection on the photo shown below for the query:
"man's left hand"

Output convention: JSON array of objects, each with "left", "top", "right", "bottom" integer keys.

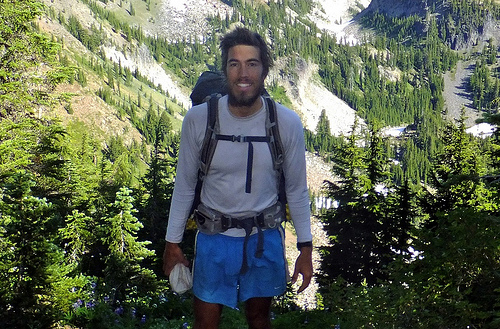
[{"left": 291, "top": 246, "right": 313, "bottom": 293}]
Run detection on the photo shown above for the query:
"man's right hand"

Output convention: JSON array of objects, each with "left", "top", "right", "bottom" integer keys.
[{"left": 163, "top": 241, "right": 190, "bottom": 276}]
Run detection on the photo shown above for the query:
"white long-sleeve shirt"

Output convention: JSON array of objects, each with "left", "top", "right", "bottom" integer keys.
[{"left": 166, "top": 95, "right": 312, "bottom": 243}]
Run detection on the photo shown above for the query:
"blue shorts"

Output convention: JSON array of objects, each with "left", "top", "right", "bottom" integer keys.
[{"left": 192, "top": 227, "right": 288, "bottom": 309}]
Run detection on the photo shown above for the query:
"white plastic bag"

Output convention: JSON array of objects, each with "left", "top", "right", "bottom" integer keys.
[{"left": 169, "top": 263, "right": 193, "bottom": 294}]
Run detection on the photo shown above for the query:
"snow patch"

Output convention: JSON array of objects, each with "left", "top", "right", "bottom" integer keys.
[
  {"left": 466, "top": 123, "right": 496, "bottom": 138},
  {"left": 382, "top": 126, "right": 406, "bottom": 137},
  {"left": 374, "top": 183, "right": 389, "bottom": 195}
]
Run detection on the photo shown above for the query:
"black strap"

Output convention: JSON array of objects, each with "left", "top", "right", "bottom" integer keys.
[
  {"left": 246, "top": 142, "right": 253, "bottom": 193},
  {"left": 218, "top": 213, "right": 267, "bottom": 273},
  {"left": 232, "top": 217, "right": 264, "bottom": 274},
  {"left": 264, "top": 97, "right": 287, "bottom": 206},
  {"left": 200, "top": 96, "right": 219, "bottom": 168},
  {"left": 216, "top": 134, "right": 271, "bottom": 193}
]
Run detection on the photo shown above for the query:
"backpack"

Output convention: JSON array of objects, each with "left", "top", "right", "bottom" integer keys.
[{"left": 189, "top": 71, "right": 286, "bottom": 216}]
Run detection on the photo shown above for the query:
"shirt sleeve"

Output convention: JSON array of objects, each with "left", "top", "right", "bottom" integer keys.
[
  {"left": 278, "top": 105, "right": 313, "bottom": 243},
  {"left": 165, "top": 104, "right": 206, "bottom": 243}
]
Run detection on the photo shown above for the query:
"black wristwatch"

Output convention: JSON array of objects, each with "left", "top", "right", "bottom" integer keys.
[{"left": 297, "top": 241, "right": 313, "bottom": 250}]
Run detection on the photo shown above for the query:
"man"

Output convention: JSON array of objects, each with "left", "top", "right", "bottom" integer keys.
[{"left": 163, "top": 27, "right": 313, "bottom": 329}]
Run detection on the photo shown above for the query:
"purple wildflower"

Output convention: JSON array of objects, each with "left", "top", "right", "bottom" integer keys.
[{"left": 114, "top": 306, "right": 124, "bottom": 315}]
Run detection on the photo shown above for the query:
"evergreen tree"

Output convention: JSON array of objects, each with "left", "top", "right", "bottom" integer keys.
[
  {"left": 319, "top": 122, "right": 412, "bottom": 288},
  {"left": 315, "top": 109, "right": 333, "bottom": 155},
  {"left": 0, "top": 173, "right": 59, "bottom": 328},
  {"left": 137, "top": 112, "right": 178, "bottom": 273},
  {"left": 61, "top": 210, "right": 94, "bottom": 269},
  {"left": 101, "top": 187, "right": 156, "bottom": 302},
  {"left": 0, "top": 2, "right": 75, "bottom": 326},
  {"left": 402, "top": 113, "right": 500, "bottom": 327},
  {"left": 316, "top": 109, "right": 331, "bottom": 136}
]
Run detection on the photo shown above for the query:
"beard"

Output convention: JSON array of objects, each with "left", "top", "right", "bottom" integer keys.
[{"left": 227, "top": 84, "right": 265, "bottom": 108}]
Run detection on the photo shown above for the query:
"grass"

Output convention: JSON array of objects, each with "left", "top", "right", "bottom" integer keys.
[{"left": 147, "top": 305, "right": 348, "bottom": 329}]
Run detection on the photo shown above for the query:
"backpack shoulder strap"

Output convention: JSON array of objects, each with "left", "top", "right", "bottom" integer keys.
[
  {"left": 264, "top": 97, "right": 284, "bottom": 171},
  {"left": 264, "top": 97, "right": 287, "bottom": 206},
  {"left": 190, "top": 94, "right": 220, "bottom": 215},
  {"left": 200, "top": 95, "right": 220, "bottom": 172}
]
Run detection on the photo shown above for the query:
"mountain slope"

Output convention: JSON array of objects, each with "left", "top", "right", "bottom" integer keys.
[
  {"left": 41, "top": 0, "right": 371, "bottom": 137},
  {"left": 37, "top": 11, "right": 144, "bottom": 146},
  {"left": 269, "top": 57, "right": 358, "bottom": 135},
  {"left": 39, "top": 0, "right": 500, "bottom": 141},
  {"left": 366, "top": 0, "right": 428, "bottom": 16},
  {"left": 39, "top": 0, "right": 191, "bottom": 143}
]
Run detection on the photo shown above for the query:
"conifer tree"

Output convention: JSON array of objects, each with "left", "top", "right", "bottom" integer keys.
[
  {"left": 320, "top": 121, "right": 414, "bottom": 288},
  {"left": 101, "top": 187, "right": 155, "bottom": 302},
  {"left": 405, "top": 112, "right": 500, "bottom": 327},
  {"left": 0, "top": 1, "right": 76, "bottom": 326},
  {"left": 62, "top": 210, "right": 94, "bottom": 267},
  {"left": 0, "top": 173, "right": 59, "bottom": 328},
  {"left": 320, "top": 122, "right": 372, "bottom": 285},
  {"left": 138, "top": 112, "right": 176, "bottom": 254}
]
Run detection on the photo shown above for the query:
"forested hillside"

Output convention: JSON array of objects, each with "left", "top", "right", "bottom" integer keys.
[{"left": 1, "top": 0, "right": 500, "bottom": 328}]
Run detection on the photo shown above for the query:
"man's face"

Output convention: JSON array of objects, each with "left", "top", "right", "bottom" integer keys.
[{"left": 226, "top": 45, "right": 266, "bottom": 108}]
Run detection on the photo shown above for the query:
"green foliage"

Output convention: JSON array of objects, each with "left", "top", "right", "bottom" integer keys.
[
  {"left": 425, "top": 112, "right": 488, "bottom": 212},
  {"left": 104, "top": 187, "right": 153, "bottom": 261},
  {"left": 65, "top": 288, "right": 194, "bottom": 329},
  {"left": 319, "top": 111, "right": 500, "bottom": 328},
  {"left": 469, "top": 56, "right": 500, "bottom": 111},
  {"left": 319, "top": 122, "right": 415, "bottom": 288},
  {"left": 0, "top": 2, "right": 81, "bottom": 324},
  {"left": 3, "top": 0, "right": 500, "bottom": 328},
  {"left": 0, "top": 0, "right": 73, "bottom": 117},
  {"left": 137, "top": 129, "right": 177, "bottom": 268},
  {"left": 0, "top": 172, "right": 59, "bottom": 328},
  {"left": 267, "top": 83, "right": 293, "bottom": 109},
  {"left": 396, "top": 114, "right": 500, "bottom": 328},
  {"left": 0, "top": 2, "right": 178, "bottom": 327}
]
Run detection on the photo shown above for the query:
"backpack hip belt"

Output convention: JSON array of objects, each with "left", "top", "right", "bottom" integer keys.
[
  {"left": 194, "top": 202, "right": 284, "bottom": 274},
  {"left": 194, "top": 201, "right": 284, "bottom": 235}
]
